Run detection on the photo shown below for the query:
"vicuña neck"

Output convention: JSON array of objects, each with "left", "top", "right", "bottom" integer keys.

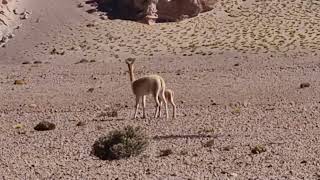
[{"left": 128, "top": 64, "right": 135, "bottom": 82}]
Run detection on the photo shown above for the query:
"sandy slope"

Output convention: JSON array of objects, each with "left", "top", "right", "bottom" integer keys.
[{"left": 0, "top": 0, "right": 320, "bottom": 179}]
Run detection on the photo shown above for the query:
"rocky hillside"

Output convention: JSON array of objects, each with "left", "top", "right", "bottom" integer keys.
[{"left": 0, "top": 0, "right": 21, "bottom": 47}]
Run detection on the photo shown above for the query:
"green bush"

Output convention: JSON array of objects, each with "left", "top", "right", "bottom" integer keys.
[{"left": 92, "top": 126, "right": 149, "bottom": 160}]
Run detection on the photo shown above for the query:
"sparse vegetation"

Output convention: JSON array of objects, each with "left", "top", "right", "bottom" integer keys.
[{"left": 92, "top": 126, "right": 149, "bottom": 160}]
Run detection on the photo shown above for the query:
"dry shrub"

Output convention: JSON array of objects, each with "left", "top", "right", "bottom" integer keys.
[{"left": 92, "top": 126, "right": 149, "bottom": 160}]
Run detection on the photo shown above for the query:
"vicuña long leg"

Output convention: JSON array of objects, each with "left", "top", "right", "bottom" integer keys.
[
  {"left": 142, "top": 95, "right": 146, "bottom": 118},
  {"left": 161, "top": 90, "right": 169, "bottom": 119},
  {"left": 154, "top": 91, "right": 160, "bottom": 118},
  {"left": 158, "top": 101, "right": 162, "bottom": 118},
  {"left": 169, "top": 95, "right": 176, "bottom": 119},
  {"left": 134, "top": 96, "right": 140, "bottom": 119}
]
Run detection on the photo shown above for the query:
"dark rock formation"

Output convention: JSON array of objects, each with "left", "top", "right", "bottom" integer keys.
[{"left": 94, "top": 0, "right": 215, "bottom": 24}]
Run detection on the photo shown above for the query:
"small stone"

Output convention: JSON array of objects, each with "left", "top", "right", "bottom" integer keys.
[
  {"left": 300, "top": 83, "right": 310, "bottom": 89},
  {"left": 78, "top": 59, "right": 89, "bottom": 64},
  {"left": 13, "top": 124, "right": 23, "bottom": 129},
  {"left": 87, "top": 88, "right": 94, "bottom": 93},
  {"left": 229, "top": 173, "right": 238, "bottom": 177},
  {"left": 203, "top": 139, "right": 215, "bottom": 147},
  {"left": 251, "top": 145, "right": 266, "bottom": 154},
  {"left": 20, "top": 12, "right": 29, "bottom": 20},
  {"left": 222, "top": 145, "right": 233, "bottom": 151},
  {"left": 22, "top": 61, "right": 31, "bottom": 64},
  {"left": 7, "top": 34, "right": 14, "bottom": 39},
  {"left": 234, "top": 63, "right": 240, "bottom": 66},
  {"left": 34, "top": 121, "right": 56, "bottom": 131},
  {"left": 300, "top": 160, "right": 307, "bottom": 164},
  {"left": 13, "top": 9, "right": 18, "bottom": 15},
  {"left": 77, "top": 3, "right": 84, "bottom": 8},
  {"left": 50, "top": 48, "right": 57, "bottom": 55},
  {"left": 96, "top": 125, "right": 103, "bottom": 130},
  {"left": 33, "top": 61, "right": 42, "bottom": 64},
  {"left": 100, "top": 15, "right": 108, "bottom": 20},
  {"left": 86, "top": 9, "right": 97, "bottom": 14},
  {"left": 76, "top": 121, "right": 86, "bottom": 126},
  {"left": 14, "top": 80, "right": 25, "bottom": 85},
  {"left": 29, "top": 104, "right": 37, "bottom": 108},
  {"left": 86, "top": 23, "right": 95, "bottom": 27},
  {"left": 243, "top": 100, "right": 249, "bottom": 107},
  {"left": 159, "top": 149, "right": 173, "bottom": 157}
]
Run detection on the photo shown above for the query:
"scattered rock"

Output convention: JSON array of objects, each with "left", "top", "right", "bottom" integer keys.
[
  {"left": 22, "top": 61, "right": 31, "bottom": 64},
  {"left": 20, "top": 11, "right": 30, "bottom": 20},
  {"left": 76, "top": 121, "right": 86, "bottom": 126},
  {"left": 29, "top": 104, "right": 37, "bottom": 108},
  {"left": 97, "top": 110, "right": 118, "bottom": 118},
  {"left": 210, "top": 99, "right": 217, "bottom": 105},
  {"left": 86, "top": 9, "right": 97, "bottom": 14},
  {"left": 77, "top": 3, "right": 84, "bottom": 8},
  {"left": 33, "top": 60, "right": 42, "bottom": 64},
  {"left": 34, "top": 121, "right": 56, "bottom": 131},
  {"left": 180, "top": 149, "right": 188, "bottom": 156},
  {"left": 86, "top": 23, "right": 95, "bottom": 27},
  {"left": 50, "top": 48, "right": 65, "bottom": 55},
  {"left": 159, "top": 149, "right": 173, "bottom": 157},
  {"left": 300, "top": 160, "right": 307, "bottom": 164},
  {"left": 90, "top": 59, "right": 96, "bottom": 63},
  {"left": 232, "top": 107, "right": 241, "bottom": 115},
  {"left": 96, "top": 125, "right": 104, "bottom": 130},
  {"left": 14, "top": 80, "right": 25, "bottom": 85},
  {"left": 222, "top": 145, "right": 234, "bottom": 151},
  {"left": 76, "top": 58, "right": 89, "bottom": 64},
  {"left": 234, "top": 63, "right": 240, "bottom": 66},
  {"left": 13, "top": 124, "right": 23, "bottom": 129},
  {"left": 203, "top": 139, "right": 215, "bottom": 147},
  {"left": 87, "top": 88, "right": 95, "bottom": 93},
  {"left": 7, "top": 33, "right": 14, "bottom": 39},
  {"left": 300, "top": 82, "right": 310, "bottom": 89},
  {"left": 251, "top": 145, "right": 266, "bottom": 154},
  {"left": 243, "top": 100, "right": 249, "bottom": 107},
  {"left": 100, "top": 15, "right": 108, "bottom": 20}
]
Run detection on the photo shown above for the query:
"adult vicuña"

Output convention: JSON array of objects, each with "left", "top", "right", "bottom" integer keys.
[
  {"left": 125, "top": 58, "right": 168, "bottom": 119},
  {"left": 158, "top": 88, "right": 176, "bottom": 119}
]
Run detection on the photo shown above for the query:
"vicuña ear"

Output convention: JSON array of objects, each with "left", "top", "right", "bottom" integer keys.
[{"left": 125, "top": 58, "right": 136, "bottom": 65}]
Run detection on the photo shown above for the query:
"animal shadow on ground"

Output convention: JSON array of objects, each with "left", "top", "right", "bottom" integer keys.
[{"left": 153, "top": 134, "right": 221, "bottom": 140}]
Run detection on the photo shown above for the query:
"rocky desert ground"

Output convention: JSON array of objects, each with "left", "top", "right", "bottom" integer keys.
[{"left": 0, "top": 0, "right": 320, "bottom": 179}]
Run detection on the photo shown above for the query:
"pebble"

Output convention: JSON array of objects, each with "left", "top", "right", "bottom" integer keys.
[
  {"left": 14, "top": 80, "right": 25, "bottom": 85},
  {"left": 300, "top": 82, "right": 310, "bottom": 89},
  {"left": 34, "top": 121, "right": 56, "bottom": 131}
]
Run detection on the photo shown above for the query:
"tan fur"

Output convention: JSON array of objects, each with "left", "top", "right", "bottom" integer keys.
[
  {"left": 158, "top": 88, "right": 176, "bottom": 119},
  {"left": 125, "top": 58, "right": 168, "bottom": 119}
]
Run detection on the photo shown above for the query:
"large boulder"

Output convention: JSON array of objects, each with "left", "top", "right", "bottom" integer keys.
[
  {"left": 95, "top": 0, "right": 215, "bottom": 24},
  {"left": 157, "top": 0, "right": 213, "bottom": 22}
]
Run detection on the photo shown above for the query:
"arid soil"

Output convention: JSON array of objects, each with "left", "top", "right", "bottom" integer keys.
[{"left": 0, "top": 0, "right": 320, "bottom": 179}]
